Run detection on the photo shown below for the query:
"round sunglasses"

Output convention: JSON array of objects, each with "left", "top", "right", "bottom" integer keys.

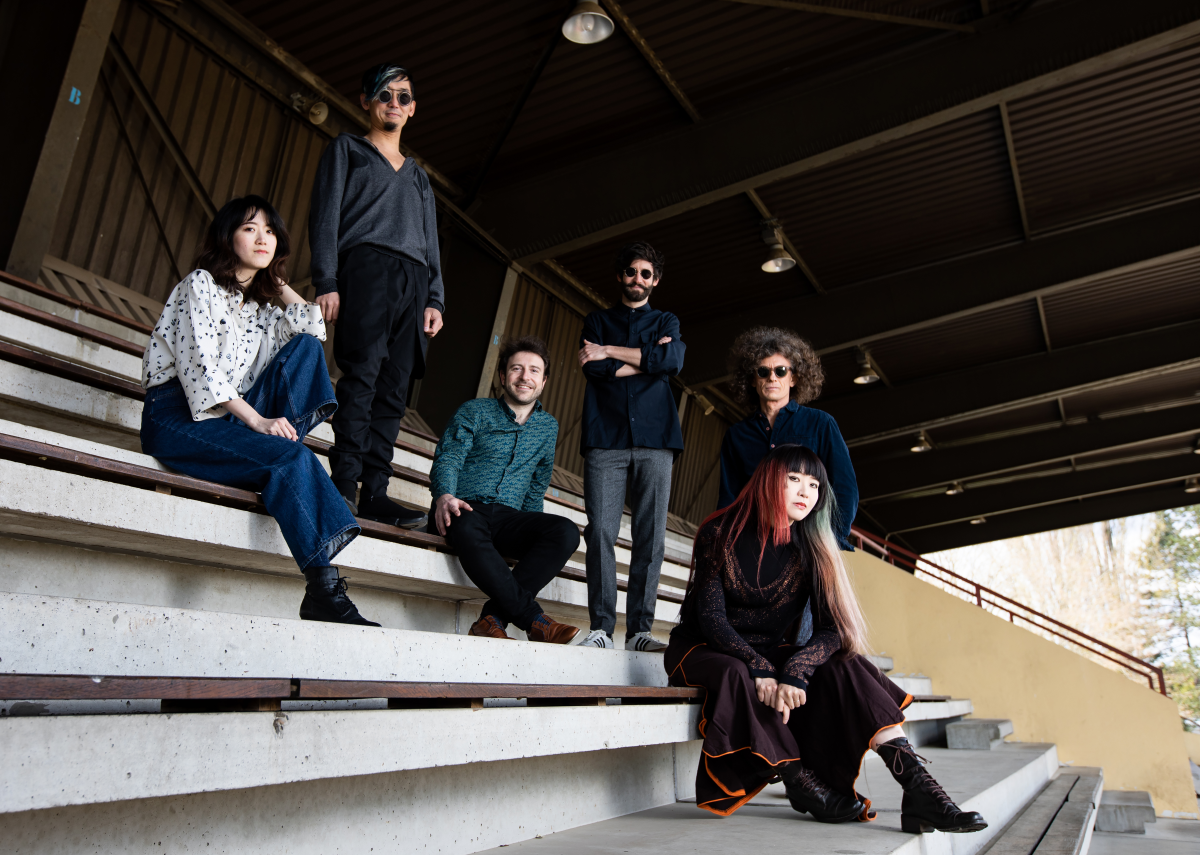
[
  {"left": 756, "top": 365, "right": 792, "bottom": 379},
  {"left": 376, "top": 89, "right": 413, "bottom": 106},
  {"left": 622, "top": 267, "right": 655, "bottom": 281}
]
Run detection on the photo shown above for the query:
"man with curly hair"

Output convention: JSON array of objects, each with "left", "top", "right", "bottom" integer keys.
[
  {"left": 718, "top": 327, "right": 858, "bottom": 550},
  {"left": 576, "top": 241, "right": 686, "bottom": 651}
]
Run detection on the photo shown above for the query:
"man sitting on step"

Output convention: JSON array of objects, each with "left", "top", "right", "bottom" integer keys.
[{"left": 429, "top": 336, "right": 582, "bottom": 643}]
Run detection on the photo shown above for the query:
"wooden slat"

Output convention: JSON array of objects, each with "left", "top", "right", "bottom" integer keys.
[
  {"left": 0, "top": 341, "right": 146, "bottom": 399},
  {"left": 0, "top": 674, "right": 291, "bottom": 700},
  {"left": 0, "top": 268, "right": 153, "bottom": 334},
  {"left": 0, "top": 296, "right": 145, "bottom": 357},
  {"left": 0, "top": 337, "right": 696, "bottom": 568},
  {"left": 0, "top": 674, "right": 699, "bottom": 704},
  {"left": 986, "top": 775, "right": 1078, "bottom": 855},
  {"left": 0, "top": 431, "right": 688, "bottom": 603},
  {"left": 298, "top": 681, "right": 700, "bottom": 701}
]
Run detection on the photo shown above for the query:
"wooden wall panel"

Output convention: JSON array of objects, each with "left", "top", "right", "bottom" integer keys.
[
  {"left": 50, "top": 0, "right": 328, "bottom": 303},
  {"left": 669, "top": 402, "right": 731, "bottom": 524}
]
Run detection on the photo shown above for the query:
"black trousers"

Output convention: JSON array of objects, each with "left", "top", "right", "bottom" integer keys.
[
  {"left": 330, "top": 245, "right": 426, "bottom": 498},
  {"left": 441, "top": 501, "right": 581, "bottom": 632}
]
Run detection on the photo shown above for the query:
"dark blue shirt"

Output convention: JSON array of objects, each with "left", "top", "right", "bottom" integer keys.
[
  {"left": 718, "top": 401, "right": 859, "bottom": 549},
  {"left": 579, "top": 303, "right": 686, "bottom": 454}
]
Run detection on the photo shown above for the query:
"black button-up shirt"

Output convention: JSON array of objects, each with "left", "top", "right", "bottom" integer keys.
[
  {"left": 718, "top": 401, "right": 858, "bottom": 549},
  {"left": 579, "top": 302, "right": 685, "bottom": 454}
]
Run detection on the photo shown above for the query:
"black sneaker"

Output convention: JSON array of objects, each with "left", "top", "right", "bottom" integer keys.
[
  {"left": 359, "top": 493, "right": 428, "bottom": 530},
  {"left": 299, "top": 576, "right": 381, "bottom": 626}
]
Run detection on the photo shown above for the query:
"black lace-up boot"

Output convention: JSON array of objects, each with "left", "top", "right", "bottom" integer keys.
[
  {"left": 299, "top": 567, "right": 381, "bottom": 626},
  {"left": 780, "top": 761, "right": 865, "bottom": 823},
  {"left": 876, "top": 737, "right": 988, "bottom": 834}
]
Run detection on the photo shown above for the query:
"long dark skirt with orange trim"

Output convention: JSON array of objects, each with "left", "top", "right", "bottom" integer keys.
[{"left": 665, "top": 636, "right": 912, "bottom": 816}]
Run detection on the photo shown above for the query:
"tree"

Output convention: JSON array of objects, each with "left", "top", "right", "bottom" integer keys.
[{"left": 1141, "top": 506, "right": 1200, "bottom": 727}]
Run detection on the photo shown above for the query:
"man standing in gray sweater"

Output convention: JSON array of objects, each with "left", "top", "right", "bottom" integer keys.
[{"left": 309, "top": 63, "right": 444, "bottom": 530}]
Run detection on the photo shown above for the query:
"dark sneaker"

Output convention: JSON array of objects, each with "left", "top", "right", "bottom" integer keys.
[
  {"left": 299, "top": 576, "right": 381, "bottom": 626},
  {"left": 358, "top": 493, "right": 428, "bottom": 530},
  {"left": 626, "top": 631, "right": 668, "bottom": 652}
]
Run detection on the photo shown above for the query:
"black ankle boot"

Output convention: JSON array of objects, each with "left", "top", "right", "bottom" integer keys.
[
  {"left": 780, "top": 761, "right": 865, "bottom": 823},
  {"left": 876, "top": 738, "right": 988, "bottom": 834},
  {"left": 358, "top": 493, "right": 428, "bottom": 530},
  {"left": 299, "top": 567, "right": 381, "bottom": 626}
]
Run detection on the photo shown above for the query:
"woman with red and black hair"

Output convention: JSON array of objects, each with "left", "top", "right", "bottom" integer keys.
[
  {"left": 666, "top": 444, "right": 986, "bottom": 835},
  {"left": 141, "top": 195, "right": 377, "bottom": 627}
]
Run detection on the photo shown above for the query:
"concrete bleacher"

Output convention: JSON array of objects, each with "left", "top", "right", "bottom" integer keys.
[{"left": 0, "top": 270, "right": 1104, "bottom": 854}]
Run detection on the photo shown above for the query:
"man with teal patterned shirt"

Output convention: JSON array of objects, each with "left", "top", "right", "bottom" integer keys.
[{"left": 430, "top": 335, "right": 582, "bottom": 644}]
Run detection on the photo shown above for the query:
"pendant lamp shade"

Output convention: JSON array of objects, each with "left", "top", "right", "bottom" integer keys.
[{"left": 563, "top": 2, "right": 614, "bottom": 44}]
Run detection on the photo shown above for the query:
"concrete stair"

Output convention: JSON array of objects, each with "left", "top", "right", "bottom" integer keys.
[
  {"left": 0, "top": 302, "right": 1074, "bottom": 855},
  {"left": 475, "top": 743, "right": 1064, "bottom": 855}
]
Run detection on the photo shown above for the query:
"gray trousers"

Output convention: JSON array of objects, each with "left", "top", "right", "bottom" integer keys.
[{"left": 583, "top": 447, "right": 674, "bottom": 638}]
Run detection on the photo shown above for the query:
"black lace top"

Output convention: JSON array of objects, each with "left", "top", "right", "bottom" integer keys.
[{"left": 672, "top": 516, "right": 842, "bottom": 689}]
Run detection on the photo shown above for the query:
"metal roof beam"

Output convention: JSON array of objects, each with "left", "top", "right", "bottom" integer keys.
[
  {"left": 902, "top": 482, "right": 1198, "bottom": 553},
  {"left": 602, "top": 0, "right": 701, "bottom": 123},
  {"left": 856, "top": 402, "right": 1200, "bottom": 501},
  {"left": 819, "top": 318, "right": 1200, "bottom": 445},
  {"left": 678, "top": 196, "right": 1200, "bottom": 381},
  {"left": 475, "top": 0, "right": 1200, "bottom": 262},
  {"left": 876, "top": 451, "right": 1200, "bottom": 534}
]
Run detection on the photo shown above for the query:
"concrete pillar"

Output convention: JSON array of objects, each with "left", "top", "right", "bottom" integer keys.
[
  {"left": 1, "top": 0, "right": 121, "bottom": 282},
  {"left": 476, "top": 266, "right": 519, "bottom": 398}
]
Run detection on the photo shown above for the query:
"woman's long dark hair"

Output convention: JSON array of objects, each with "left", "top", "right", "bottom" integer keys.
[
  {"left": 686, "top": 444, "right": 869, "bottom": 655},
  {"left": 194, "top": 195, "right": 289, "bottom": 304}
]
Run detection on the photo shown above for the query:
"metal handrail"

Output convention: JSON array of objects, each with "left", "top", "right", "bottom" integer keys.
[{"left": 849, "top": 525, "right": 1168, "bottom": 695}]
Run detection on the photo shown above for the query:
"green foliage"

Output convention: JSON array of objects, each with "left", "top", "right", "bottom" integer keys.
[{"left": 1140, "top": 505, "right": 1200, "bottom": 726}]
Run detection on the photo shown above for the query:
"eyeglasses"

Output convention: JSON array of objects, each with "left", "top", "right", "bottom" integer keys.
[
  {"left": 376, "top": 89, "right": 413, "bottom": 106},
  {"left": 622, "top": 267, "right": 654, "bottom": 281},
  {"left": 756, "top": 365, "right": 791, "bottom": 379}
]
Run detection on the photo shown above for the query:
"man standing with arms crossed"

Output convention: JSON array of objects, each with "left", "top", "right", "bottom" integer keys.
[
  {"left": 577, "top": 242, "right": 685, "bottom": 651},
  {"left": 309, "top": 63, "right": 443, "bottom": 529}
]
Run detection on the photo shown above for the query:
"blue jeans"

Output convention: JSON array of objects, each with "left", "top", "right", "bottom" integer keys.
[{"left": 140, "top": 335, "right": 359, "bottom": 571}]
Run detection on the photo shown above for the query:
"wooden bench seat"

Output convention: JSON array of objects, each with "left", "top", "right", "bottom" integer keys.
[
  {"left": 0, "top": 673, "right": 701, "bottom": 713},
  {"left": 0, "top": 339, "right": 696, "bottom": 572},
  {"left": 0, "top": 429, "right": 686, "bottom": 605}
]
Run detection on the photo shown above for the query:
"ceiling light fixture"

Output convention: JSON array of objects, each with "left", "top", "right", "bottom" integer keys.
[
  {"left": 760, "top": 219, "right": 796, "bottom": 273},
  {"left": 562, "top": 2, "right": 614, "bottom": 44},
  {"left": 1193, "top": 436, "right": 1200, "bottom": 455},
  {"left": 853, "top": 350, "right": 879, "bottom": 385},
  {"left": 945, "top": 482, "right": 964, "bottom": 496},
  {"left": 910, "top": 432, "right": 933, "bottom": 453},
  {"left": 1185, "top": 477, "right": 1200, "bottom": 494},
  {"left": 970, "top": 517, "right": 987, "bottom": 525}
]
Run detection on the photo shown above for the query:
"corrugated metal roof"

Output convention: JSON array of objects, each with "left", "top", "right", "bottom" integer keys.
[
  {"left": 756, "top": 109, "right": 1023, "bottom": 289},
  {"left": 1061, "top": 365, "right": 1200, "bottom": 420},
  {"left": 862, "top": 300, "right": 1044, "bottom": 386},
  {"left": 1041, "top": 252, "right": 1200, "bottom": 349},
  {"left": 228, "top": 0, "right": 1001, "bottom": 190},
  {"left": 1008, "top": 36, "right": 1200, "bottom": 232},
  {"left": 554, "top": 193, "right": 814, "bottom": 324}
]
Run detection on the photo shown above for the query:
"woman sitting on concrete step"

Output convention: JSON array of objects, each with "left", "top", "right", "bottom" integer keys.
[
  {"left": 140, "top": 195, "right": 378, "bottom": 627},
  {"left": 666, "top": 444, "right": 987, "bottom": 834}
]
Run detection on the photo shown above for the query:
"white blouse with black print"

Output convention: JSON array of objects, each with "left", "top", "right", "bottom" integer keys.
[{"left": 141, "top": 269, "right": 326, "bottom": 421}]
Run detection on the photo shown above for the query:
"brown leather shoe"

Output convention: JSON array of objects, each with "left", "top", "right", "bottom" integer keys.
[
  {"left": 528, "top": 614, "right": 581, "bottom": 645},
  {"left": 468, "top": 615, "right": 513, "bottom": 640}
]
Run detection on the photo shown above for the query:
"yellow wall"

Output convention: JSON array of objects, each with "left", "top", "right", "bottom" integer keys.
[
  {"left": 1184, "top": 731, "right": 1200, "bottom": 766},
  {"left": 846, "top": 550, "right": 1197, "bottom": 817}
]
